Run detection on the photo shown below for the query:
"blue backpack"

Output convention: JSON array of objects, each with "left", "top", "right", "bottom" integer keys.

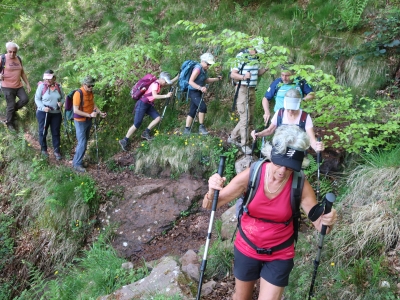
[{"left": 178, "top": 60, "right": 198, "bottom": 91}]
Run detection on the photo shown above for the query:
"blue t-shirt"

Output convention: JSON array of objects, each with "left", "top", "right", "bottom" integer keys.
[{"left": 265, "top": 78, "right": 313, "bottom": 112}]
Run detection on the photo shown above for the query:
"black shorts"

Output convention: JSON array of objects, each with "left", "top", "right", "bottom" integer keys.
[{"left": 233, "top": 246, "right": 294, "bottom": 287}]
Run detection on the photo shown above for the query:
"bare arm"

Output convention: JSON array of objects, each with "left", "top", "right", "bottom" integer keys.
[
  {"left": 303, "top": 92, "right": 315, "bottom": 101},
  {"left": 189, "top": 69, "right": 206, "bottom": 92},
  {"left": 262, "top": 96, "right": 270, "bottom": 123},
  {"left": 202, "top": 168, "right": 250, "bottom": 209},
  {"left": 151, "top": 89, "right": 172, "bottom": 100},
  {"left": 21, "top": 69, "right": 31, "bottom": 93},
  {"left": 306, "top": 127, "right": 324, "bottom": 152},
  {"left": 253, "top": 123, "right": 277, "bottom": 139}
]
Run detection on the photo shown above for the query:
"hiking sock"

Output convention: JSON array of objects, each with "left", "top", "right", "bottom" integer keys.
[
  {"left": 124, "top": 137, "right": 129, "bottom": 142},
  {"left": 145, "top": 128, "right": 151, "bottom": 133},
  {"left": 185, "top": 127, "right": 190, "bottom": 130}
]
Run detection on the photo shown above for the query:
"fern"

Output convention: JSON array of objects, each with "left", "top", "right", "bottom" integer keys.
[{"left": 340, "top": 0, "right": 369, "bottom": 30}]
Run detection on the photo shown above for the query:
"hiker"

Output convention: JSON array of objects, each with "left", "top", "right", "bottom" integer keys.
[
  {"left": 34, "top": 70, "right": 64, "bottom": 160},
  {"left": 0, "top": 42, "right": 31, "bottom": 131},
  {"left": 228, "top": 39, "right": 268, "bottom": 154},
  {"left": 183, "top": 53, "right": 222, "bottom": 135},
  {"left": 72, "top": 76, "right": 106, "bottom": 173},
  {"left": 202, "top": 125, "right": 337, "bottom": 300},
  {"left": 252, "top": 88, "right": 324, "bottom": 152},
  {"left": 262, "top": 64, "right": 314, "bottom": 123},
  {"left": 119, "top": 72, "right": 174, "bottom": 150}
]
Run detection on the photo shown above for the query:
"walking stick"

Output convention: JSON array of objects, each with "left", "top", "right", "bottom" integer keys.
[
  {"left": 308, "top": 193, "right": 336, "bottom": 300},
  {"left": 244, "top": 77, "right": 250, "bottom": 155},
  {"left": 93, "top": 112, "right": 100, "bottom": 174},
  {"left": 196, "top": 155, "right": 227, "bottom": 300},
  {"left": 316, "top": 137, "right": 322, "bottom": 202},
  {"left": 157, "top": 86, "right": 175, "bottom": 131},
  {"left": 42, "top": 111, "right": 48, "bottom": 147},
  {"left": 259, "top": 119, "right": 270, "bottom": 159},
  {"left": 189, "top": 84, "right": 208, "bottom": 134}
]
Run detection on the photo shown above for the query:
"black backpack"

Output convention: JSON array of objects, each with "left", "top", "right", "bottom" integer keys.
[
  {"left": 236, "top": 157, "right": 305, "bottom": 255},
  {"left": 277, "top": 108, "right": 308, "bottom": 131}
]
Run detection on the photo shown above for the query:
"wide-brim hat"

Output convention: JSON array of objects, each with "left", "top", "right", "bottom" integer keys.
[{"left": 270, "top": 146, "right": 305, "bottom": 172}]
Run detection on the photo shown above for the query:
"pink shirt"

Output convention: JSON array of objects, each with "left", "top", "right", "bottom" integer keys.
[
  {"left": 235, "top": 163, "right": 295, "bottom": 261},
  {"left": 1, "top": 54, "right": 24, "bottom": 89},
  {"left": 145, "top": 81, "right": 161, "bottom": 103}
]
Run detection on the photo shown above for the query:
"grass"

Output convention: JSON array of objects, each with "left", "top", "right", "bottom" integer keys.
[{"left": 15, "top": 233, "right": 149, "bottom": 300}]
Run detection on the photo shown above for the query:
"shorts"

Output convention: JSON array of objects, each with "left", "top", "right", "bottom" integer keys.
[{"left": 233, "top": 246, "right": 294, "bottom": 287}]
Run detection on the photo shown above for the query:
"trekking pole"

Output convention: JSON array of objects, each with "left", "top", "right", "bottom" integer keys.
[
  {"left": 244, "top": 77, "right": 250, "bottom": 155},
  {"left": 42, "top": 111, "right": 48, "bottom": 148},
  {"left": 316, "top": 137, "right": 322, "bottom": 202},
  {"left": 308, "top": 193, "right": 336, "bottom": 300},
  {"left": 189, "top": 84, "right": 208, "bottom": 134},
  {"left": 196, "top": 155, "right": 226, "bottom": 300},
  {"left": 93, "top": 111, "right": 100, "bottom": 174},
  {"left": 157, "top": 86, "right": 175, "bottom": 131},
  {"left": 259, "top": 119, "right": 270, "bottom": 159},
  {"left": 251, "top": 129, "right": 257, "bottom": 158}
]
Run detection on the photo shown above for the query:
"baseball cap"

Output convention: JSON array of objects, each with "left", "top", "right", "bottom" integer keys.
[
  {"left": 271, "top": 146, "right": 305, "bottom": 172},
  {"left": 159, "top": 72, "right": 172, "bottom": 84},
  {"left": 200, "top": 53, "right": 215, "bottom": 65}
]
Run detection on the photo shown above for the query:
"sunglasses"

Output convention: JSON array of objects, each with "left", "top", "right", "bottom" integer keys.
[
  {"left": 272, "top": 162, "right": 294, "bottom": 172},
  {"left": 86, "top": 84, "right": 95, "bottom": 88},
  {"left": 8, "top": 50, "right": 17, "bottom": 54}
]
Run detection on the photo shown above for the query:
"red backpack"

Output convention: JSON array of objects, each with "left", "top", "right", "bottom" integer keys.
[
  {"left": 37, "top": 81, "right": 62, "bottom": 96},
  {"left": 130, "top": 74, "right": 157, "bottom": 101}
]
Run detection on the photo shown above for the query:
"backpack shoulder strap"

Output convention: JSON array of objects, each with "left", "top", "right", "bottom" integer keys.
[
  {"left": 0, "top": 54, "right": 5, "bottom": 74},
  {"left": 77, "top": 89, "right": 84, "bottom": 109},
  {"left": 291, "top": 170, "right": 305, "bottom": 243},
  {"left": 242, "top": 157, "right": 268, "bottom": 210},
  {"left": 299, "top": 111, "right": 308, "bottom": 131},
  {"left": 277, "top": 108, "right": 285, "bottom": 127},
  {"left": 41, "top": 83, "right": 49, "bottom": 95},
  {"left": 17, "top": 55, "right": 22, "bottom": 66}
]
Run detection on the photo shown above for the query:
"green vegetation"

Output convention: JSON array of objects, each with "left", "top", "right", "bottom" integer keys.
[
  {"left": 15, "top": 234, "right": 148, "bottom": 300},
  {"left": 1, "top": 0, "right": 400, "bottom": 299}
]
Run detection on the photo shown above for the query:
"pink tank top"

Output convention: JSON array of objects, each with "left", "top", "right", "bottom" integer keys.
[{"left": 234, "top": 163, "right": 295, "bottom": 261}]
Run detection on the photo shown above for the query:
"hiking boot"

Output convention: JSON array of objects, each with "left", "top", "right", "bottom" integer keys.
[
  {"left": 54, "top": 152, "right": 62, "bottom": 161},
  {"left": 6, "top": 122, "right": 16, "bottom": 132},
  {"left": 141, "top": 130, "right": 153, "bottom": 141},
  {"left": 227, "top": 135, "right": 241, "bottom": 147},
  {"left": 41, "top": 151, "right": 49, "bottom": 158},
  {"left": 199, "top": 124, "right": 209, "bottom": 135},
  {"left": 183, "top": 127, "right": 191, "bottom": 135},
  {"left": 241, "top": 145, "right": 252, "bottom": 155},
  {"left": 119, "top": 139, "right": 128, "bottom": 151},
  {"left": 74, "top": 165, "right": 86, "bottom": 173}
]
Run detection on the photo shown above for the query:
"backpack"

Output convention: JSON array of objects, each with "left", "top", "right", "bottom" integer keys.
[
  {"left": 130, "top": 74, "right": 157, "bottom": 101},
  {"left": 277, "top": 108, "right": 308, "bottom": 131},
  {"left": 236, "top": 157, "right": 305, "bottom": 255},
  {"left": 37, "top": 81, "right": 62, "bottom": 96},
  {"left": 0, "top": 54, "right": 22, "bottom": 74},
  {"left": 64, "top": 89, "right": 84, "bottom": 120},
  {"left": 178, "top": 60, "right": 198, "bottom": 92}
]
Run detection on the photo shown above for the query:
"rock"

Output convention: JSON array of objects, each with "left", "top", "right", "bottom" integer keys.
[
  {"left": 201, "top": 280, "right": 216, "bottom": 296},
  {"left": 182, "top": 263, "right": 200, "bottom": 281},
  {"left": 235, "top": 156, "right": 253, "bottom": 174},
  {"left": 110, "top": 174, "right": 207, "bottom": 259},
  {"left": 121, "top": 262, "right": 134, "bottom": 270},
  {"left": 99, "top": 256, "right": 195, "bottom": 300},
  {"left": 381, "top": 281, "right": 390, "bottom": 288},
  {"left": 179, "top": 249, "right": 199, "bottom": 266},
  {"left": 220, "top": 205, "right": 238, "bottom": 240}
]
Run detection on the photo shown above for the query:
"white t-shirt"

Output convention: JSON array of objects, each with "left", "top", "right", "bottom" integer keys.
[{"left": 271, "top": 109, "right": 313, "bottom": 130}]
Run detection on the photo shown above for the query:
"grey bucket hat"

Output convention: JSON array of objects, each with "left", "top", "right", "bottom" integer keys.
[{"left": 82, "top": 76, "right": 96, "bottom": 86}]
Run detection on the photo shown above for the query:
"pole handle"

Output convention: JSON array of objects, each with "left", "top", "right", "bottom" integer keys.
[
  {"left": 320, "top": 193, "right": 335, "bottom": 235},
  {"left": 211, "top": 156, "right": 227, "bottom": 211},
  {"left": 316, "top": 137, "right": 322, "bottom": 163}
]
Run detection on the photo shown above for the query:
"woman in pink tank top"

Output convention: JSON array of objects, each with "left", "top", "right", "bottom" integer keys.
[{"left": 202, "top": 125, "right": 338, "bottom": 300}]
